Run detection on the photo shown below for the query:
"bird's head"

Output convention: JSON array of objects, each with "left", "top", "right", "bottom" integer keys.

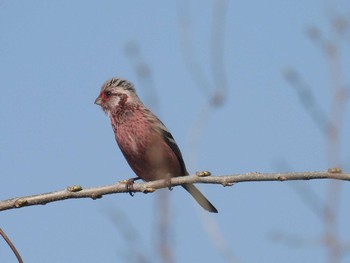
[{"left": 95, "top": 78, "right": 140, "bottom": 114}]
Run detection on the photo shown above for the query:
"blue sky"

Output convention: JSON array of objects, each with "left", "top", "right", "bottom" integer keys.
[{"left": 1, "top": 1, "right": 350, "bottom": 262}]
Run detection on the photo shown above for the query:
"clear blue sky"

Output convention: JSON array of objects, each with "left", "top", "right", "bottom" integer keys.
[{"left": 1, "top": 1, "right": 349, "bottom": 262}]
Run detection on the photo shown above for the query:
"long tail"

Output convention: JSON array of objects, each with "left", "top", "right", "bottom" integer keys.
[{"left": 182, "top": 183, "right": 218, "bottom": 213}]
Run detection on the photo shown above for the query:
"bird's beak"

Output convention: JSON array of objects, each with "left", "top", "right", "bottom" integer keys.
[{"left": 94, "top": 97, "right": 102, "bottom": 105}]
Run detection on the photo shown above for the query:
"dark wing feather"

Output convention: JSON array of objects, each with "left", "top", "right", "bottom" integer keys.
[
  {"left": 157, "top": 120, "right": 188, "bottom": 176},
  {"left": 156, "top": 117, "right": 218, "bottom": 213}
]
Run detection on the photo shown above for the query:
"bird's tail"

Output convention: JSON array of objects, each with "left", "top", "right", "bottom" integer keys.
[{"left": 182, "top": 183, "right": 218, "bottom": 213}]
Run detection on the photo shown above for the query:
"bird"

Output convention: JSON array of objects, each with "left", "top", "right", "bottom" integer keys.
[{"left": 95, "top": 77, "right": 218, "bottom": 213}]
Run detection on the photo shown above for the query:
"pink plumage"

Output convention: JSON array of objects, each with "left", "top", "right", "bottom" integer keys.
[{"left": 95, "top": 78, "right": 218, "bottom": 213}]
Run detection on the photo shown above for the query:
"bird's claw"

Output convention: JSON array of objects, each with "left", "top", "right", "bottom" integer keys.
[
  {"left": 126, "top": 178, "right": 135, "bottom": 196},
  {"left": 120, "top": 177, "right": 141, "bottom": 196},
  {"left": 165, "top": 177, "right": 173, "bottom": 191},
  {"left": 120, "top": 177, "right": 140, "bottom": 196}
]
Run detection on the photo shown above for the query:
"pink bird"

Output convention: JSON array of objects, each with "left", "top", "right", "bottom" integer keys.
[{"left": 95, "top": 78, "right": 218, "bottom": 213}]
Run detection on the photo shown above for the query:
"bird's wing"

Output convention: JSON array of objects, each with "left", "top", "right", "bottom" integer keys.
[{"left": 157, "top": 119, "right": 189, "bottom": 176}]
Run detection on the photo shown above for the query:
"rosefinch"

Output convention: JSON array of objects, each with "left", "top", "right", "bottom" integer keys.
[{"left": 95, "top": 78, "right": 218, "bottom": 213}]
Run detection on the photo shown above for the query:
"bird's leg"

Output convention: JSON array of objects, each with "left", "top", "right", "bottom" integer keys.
[
  {"left": 124, "top": 177, "right": 141, "bottom": 196},
  {"left": 165, "top": 175, "right": 173, "bottom": 191}
]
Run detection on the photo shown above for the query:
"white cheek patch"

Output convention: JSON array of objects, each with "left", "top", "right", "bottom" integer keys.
[{"left": 111, "top": 96, "right": 121, "bottom": 107}]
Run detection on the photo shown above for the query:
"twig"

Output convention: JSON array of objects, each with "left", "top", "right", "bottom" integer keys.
[
  {"left": 0, "top": 228, "right": 23, "bottom": 263},
  {"left": 0, "top": 170, "right": 348, "bottom": 212}
]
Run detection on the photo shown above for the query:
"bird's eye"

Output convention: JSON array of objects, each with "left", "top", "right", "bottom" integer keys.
[{"left": 104, "top": 91, "right": 112, "bottom": 97}]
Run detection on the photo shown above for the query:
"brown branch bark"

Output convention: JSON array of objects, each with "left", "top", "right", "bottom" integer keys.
[
  {"left": 0, "top": 228, "right": 23, "bottom": 263},
  {"left": 0, "top": 170, "right": 348, "bottom": 212}
]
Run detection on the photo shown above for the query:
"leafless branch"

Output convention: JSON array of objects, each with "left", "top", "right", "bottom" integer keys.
[
  {"left": 0, "top": 170, "right": 348, "bottom": 212},
  {"left": 0, "top": 228, "right": 23, "bottom": 263},
  {"left": 284, "top": 68, "right": 330, "bottom": 133}
]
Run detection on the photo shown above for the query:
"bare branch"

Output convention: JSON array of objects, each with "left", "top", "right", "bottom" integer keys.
[
  {"left": 284, "top": 68, "right": 330, "bottom": 133},
  {"left": 0, "top": 170, "right": 348, "bottom": 212},
  {"left": 0, "top": 228, "right": 23, "bottom": 263}
]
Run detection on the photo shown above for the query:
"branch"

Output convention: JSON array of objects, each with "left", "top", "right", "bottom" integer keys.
[
  {"left": 1, "top": 170, "right": 348, "bottom": 212},
  {"left": 0, "top": 228, "right": 23, "bottom": 263}
]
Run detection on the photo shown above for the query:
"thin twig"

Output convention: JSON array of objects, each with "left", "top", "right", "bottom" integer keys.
[
  {"left": 0, "top": 228, "right": 23, "bottom": 263},
  {"left": 0, "top": 170, "right": 348, "bottom": 212}
]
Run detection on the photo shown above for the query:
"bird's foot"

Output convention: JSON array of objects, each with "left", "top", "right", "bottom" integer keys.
[
  {"left": 126, "top": 178, "right": 135, "bottom": 196},
  {"left": 165, "top": 177, "right": 173, "bottom": 191},
  {"left": 120, "top": 177, "right": 140, "bottom": 196}
]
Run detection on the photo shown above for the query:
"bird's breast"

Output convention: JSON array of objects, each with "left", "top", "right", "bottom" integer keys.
[{"left": 110, "top": 113, "right": 182, "bottom": 181}]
